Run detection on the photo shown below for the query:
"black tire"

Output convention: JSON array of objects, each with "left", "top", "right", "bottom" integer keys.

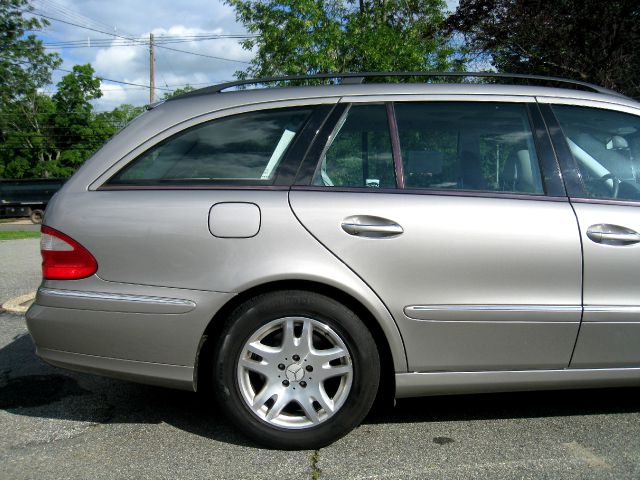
[
  {"left": 30, "top": 209, "right": 44, "bottom": 224},
  {"left": 214, "top": 290, "right": 380, "bottom": 449}
]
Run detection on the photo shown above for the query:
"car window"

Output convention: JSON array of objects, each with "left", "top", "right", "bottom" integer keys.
[
  {"left": 313, "top": 104, "right": 395, "bottom": 188},
  {"left": 395, "top": 102, "right": 544, "bottom": 194},
  {"left": 552, "top": 105, "right": 640, "bottom": 201},
  {"left": 108, "top": 107, "right": 313, "bottom": 185}
]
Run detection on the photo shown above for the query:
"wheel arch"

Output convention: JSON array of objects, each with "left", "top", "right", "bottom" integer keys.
[{"left": 195, "top": 279, "right": 402, "bottom": 405}]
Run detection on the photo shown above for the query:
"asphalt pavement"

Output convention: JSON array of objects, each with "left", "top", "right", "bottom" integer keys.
[{"left": 1, "top": 237, "right": 639, "bottom": 479}]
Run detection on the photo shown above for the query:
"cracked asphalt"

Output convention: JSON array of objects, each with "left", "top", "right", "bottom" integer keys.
[{"left": 1, "top": 234, "right": 640, "bottom": 479}]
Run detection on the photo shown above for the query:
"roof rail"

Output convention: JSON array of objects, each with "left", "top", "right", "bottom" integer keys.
[{"left": 169, "top": 71, "right": 627, "bottom": 100}]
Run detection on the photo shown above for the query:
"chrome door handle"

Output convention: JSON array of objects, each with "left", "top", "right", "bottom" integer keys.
[
  {"left": 586, "top": 224, "right": 640, "bottom": 245},
  {"left": 341, "top": 223, "right": 404, "bottom": 236},
  {"left": 341, "top": 215, "right": 404, "bottom": 238}
]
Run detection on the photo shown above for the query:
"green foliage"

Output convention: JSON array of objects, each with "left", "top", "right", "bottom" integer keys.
[
  {"left": 50, "top": 64, "right": 106, "bottom": 175},
  {"left": 1, "top": 92, "right": 58, "bottom": 178},
  {"left": 1, "top": 63, "right": 127, "bottom": 178},
  {"left": 162, "top": 85, "right": 195, "bottom": 100},
  {"left": 226, "top": 0, "right": 464, "bottom": 78},
  {"left": 0, "top": 0, "right": 61, "bottom": 178},
  {"left": 0, "top": 3, "right": 144, "bottom": 180},
  {"left": 0, "top": 0, "right": 61, "bottom": 109},
  {"left": 447, "top": 0, "right": 640, "bottom": 98},
  {"left": 95, "top": 104, "right": 145, "bottom": 131}
]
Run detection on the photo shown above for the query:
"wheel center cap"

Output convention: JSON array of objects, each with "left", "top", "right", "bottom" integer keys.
[{"left": 285, "top": 363, "right": 305, "bottom": 382}]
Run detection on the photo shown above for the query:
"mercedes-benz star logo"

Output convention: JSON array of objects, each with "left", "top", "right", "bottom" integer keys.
[{"left": 285, "top": 364, "right": 305, "bottom": 382}]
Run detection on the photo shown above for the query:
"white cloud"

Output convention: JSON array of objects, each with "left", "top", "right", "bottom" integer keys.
[
  {"left": 33, "top": 0, "right": 252, "bottom": 110},
  {"left": 34, "top": 0, "right": 461, "bottom": 111},
  {"left": 98, "top": 82, "right": 129, "bottom": 106}
]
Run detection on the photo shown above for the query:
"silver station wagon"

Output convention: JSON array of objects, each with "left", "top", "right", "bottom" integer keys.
[{"left": 26, "top": 72, "right": 640, "bottom": 449}]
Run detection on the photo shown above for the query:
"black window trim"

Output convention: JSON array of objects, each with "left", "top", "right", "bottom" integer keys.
[
  {"left": 538, "top": 103, "right": 587, "bottom": 198},
  {"left": 527, "top": 103, "right": 567, "bottom": 197},
  {"left": 294, "top": 103, "right": 350, "bottom": 185}
]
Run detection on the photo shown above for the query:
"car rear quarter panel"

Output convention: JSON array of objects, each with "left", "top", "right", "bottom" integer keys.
[{"left": 39, "top": 189, "right": 408, "bottom": 372}]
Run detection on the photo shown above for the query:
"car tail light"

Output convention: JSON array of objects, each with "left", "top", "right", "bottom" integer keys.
[{"left": 41, "top": 226, "right": 98, "bottom": 280}]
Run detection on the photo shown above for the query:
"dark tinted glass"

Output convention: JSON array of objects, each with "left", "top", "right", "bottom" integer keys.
[
  {"left": 395, "top": 102, "right": 543, "bottom": 194},
  {"left": 108, "top": 107, "right": 312, "bottom": 185},
  {"left": 553, "top": 105, "right": 640, "bottom": 201},
  {"left": 313, "top": 104, "right": 395, "bottom": 188}
]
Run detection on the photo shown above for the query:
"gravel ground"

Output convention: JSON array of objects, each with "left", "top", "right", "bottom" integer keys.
[
  {"left": 0, "top": 238, "right": 41, "bottom": 304},
  {"left": 1, "top": 239, "right": 639, "bottom": 479}
]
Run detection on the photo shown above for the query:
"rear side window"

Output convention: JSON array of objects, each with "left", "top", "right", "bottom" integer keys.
[
  {"left": 108, "top": 107, "right": 312, "bottom": 185},
  {"left": 312, "top": 104, "right": 395, "bottom": 188},
  {"left": 395, "top": 102, "right": 544, "bottom": 194},
  {"left": 552, "top": 105, "right": 640, "bottom": 201}
]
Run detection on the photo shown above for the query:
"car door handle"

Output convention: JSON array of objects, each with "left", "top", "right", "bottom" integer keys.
[
  {"left": 586, "top": 224, "right": 640, "bottom": 245},
  {"left": 341, "top": 215, "right": 403, "bottom": 238}
]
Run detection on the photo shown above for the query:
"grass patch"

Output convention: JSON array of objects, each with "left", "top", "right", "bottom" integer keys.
[
  {"left": 309, "top": 450, "right": 321, "bottom": 480},
  {"left": 0, "top": 231, "right": 41, "bottom": 241}
]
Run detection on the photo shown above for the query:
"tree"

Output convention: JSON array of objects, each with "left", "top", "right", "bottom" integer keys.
[
  {"left": 1, "top": 64, "right": 117, "bottom": 178},
  {"left": 447, "top": 0, "right": 640, "bottom": 98},
  {"left": 0, "top": 0, "right": 61, "bottom": 178},
  {"left": 96, "top": 103, "right": 146, "bottom": 131},
  {"left": 1, "top": 93, "right": 57, "bottom": 178},
  {"left": 225, "top": 0, "right": 464, "bottom": 78},
  {"left": 161, "top": 85, "right": 195, "bottom": 100},
  {"left": 51, "top": 64, "right": 106, "bottom": 175},
  {"left": 0, "top": 2, "right": 140, "bottom": 179},
  {"left": 0, "top": 0, "right": 61, "bottom": 108}
]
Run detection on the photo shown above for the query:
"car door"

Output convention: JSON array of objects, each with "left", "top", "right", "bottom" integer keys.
[
  {"left": 541, "top": 99, "right": 640, "bottom": 368},
  {"left": 290, "top": 96, "right": 583, "bottom": 372}
]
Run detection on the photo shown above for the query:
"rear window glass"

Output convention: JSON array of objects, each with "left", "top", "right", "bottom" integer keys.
[{"left": 108, "top": 107, "right": 313, "bottom": 186}]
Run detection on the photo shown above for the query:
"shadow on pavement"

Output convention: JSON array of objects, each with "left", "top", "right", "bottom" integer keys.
[
  {"left": 0, "top": 333, "right": 260, "bottom": 448},
  {"left": 1, "top": 332, "right": 639, "bottom": 448},
  {"left": 366, "top": 385, "right": 640, "bottom": 425}
]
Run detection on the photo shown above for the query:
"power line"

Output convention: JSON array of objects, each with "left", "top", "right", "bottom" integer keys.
[
  {"left": 57, "top": 67, "right": 173, "bottom": 91},
  {"left": 2, "top": 56, "right": 172, "bottom": 91},
  {"left": 33, "top": 1, "right": 173, "bottom": 96},
  {"left": 25, "top": 10, "right": 251, "bottom": 64},
  {"left": 44, "top": 34, "right": 258, "bottom": 48},
  {"left": 34, "top": 0, "right": 125, "bottom": 38}
]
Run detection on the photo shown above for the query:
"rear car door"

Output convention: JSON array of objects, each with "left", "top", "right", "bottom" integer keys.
[
  {"left": 290, "top": 96, "right": 583, "bottom": 372},
  {"left": 541, "top": 99, "right": 640, "bottom": 368}
]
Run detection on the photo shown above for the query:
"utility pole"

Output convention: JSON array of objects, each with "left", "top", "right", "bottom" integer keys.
[{"left": 149, "top": 32, "right": 155, "bottom": 104}]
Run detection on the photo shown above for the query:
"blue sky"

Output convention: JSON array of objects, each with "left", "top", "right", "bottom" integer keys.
[{"left": 28, "top": 0, "right": 459, "bottom": 111}]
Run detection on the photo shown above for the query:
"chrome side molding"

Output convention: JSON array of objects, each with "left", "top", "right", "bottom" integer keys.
[
  {"left": 37, "top": 288, "right": 197, "bottom": 314},
  {"left": 404, "top": 304, "right": 581, "bottom": 322},
  {"left": 396, "top": 367, "right": 640, "bottom": 398}
]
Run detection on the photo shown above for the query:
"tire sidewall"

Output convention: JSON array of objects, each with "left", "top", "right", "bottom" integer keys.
[{"left": 214, "top": 290, "right": 380, "bottom": 449}]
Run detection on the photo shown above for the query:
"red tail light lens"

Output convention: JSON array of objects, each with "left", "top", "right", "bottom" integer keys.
[{"left": 41, "top": 226, "right": 98, "bottom": 280}]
